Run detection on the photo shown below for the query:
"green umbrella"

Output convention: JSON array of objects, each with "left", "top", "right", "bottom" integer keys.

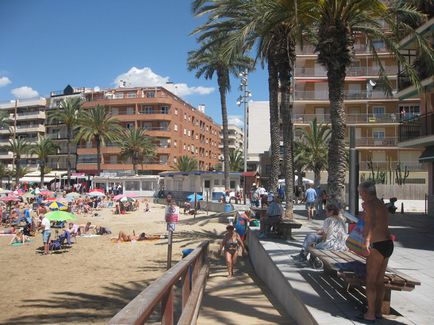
[
  {"left": 45, "top": 211, "right": 77, "bottom": 222},
  {"left": 22, "top": 191, "right": 37, "bottom": 198}
]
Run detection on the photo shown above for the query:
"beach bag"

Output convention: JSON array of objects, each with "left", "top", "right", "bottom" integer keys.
[{"left": 346, "top": 219, "right": 369, "bottom": 256}]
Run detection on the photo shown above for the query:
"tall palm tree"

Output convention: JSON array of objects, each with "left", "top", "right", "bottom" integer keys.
[
  {"left": 6, "top": 138, "right": 30, "bottom": 184},
  {"left": 173, "top": 155, "right": 198, "bottom": 172},
  {"left": 117, "top": 128, "right": 156, "bottom": 175},
  {"left": 49, "top": 97, "right": 82, "bottom": 187},
  {"left": 187, "top": 35, "right": 253, "bottom": 191},
  {"left": 229, "top": 149, "right": 244, "bottom": 172},
  {"left": 75, "top": 105, "right": 121, "bottom": 176},
  {"left": 0, "top": 111, "right": 9, "bottom": 129},
  {"left": 309, "top": 0, "right": 433, "bottom": 204},
  {"left": 0, "top": 162, "right": 10, "bottom": 188},
  {"left": 30, "top": 136, "right": 59, "bottom": 187},
  {"left": 192, "top": 0, "right": 309, "bottom": 218},
  {"left": 296, "top": 119, "right": 331, "bottom": 186}
]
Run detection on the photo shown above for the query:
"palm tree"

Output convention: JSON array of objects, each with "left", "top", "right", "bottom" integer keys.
[
  {"left": 76, "top": 105, "right": 121, "bottom": 176},
  {"left": 30, "top": 136, "right": 59, "bottom": 187},
  {"left": 48, "top": 97, "right": 82, "bottom": 187},
  {"left": 229, "top": 149, "right": 244, "bottom": 172},
  {"left": 118, "top": 128, "right": 156, "bottom": 175},
  {"left": 309, "top": 0, "right": 432, "bottom": 204},
  {"left": 173, "top": 155, "right": 198, "bottom": 172},
  {"left": 0, "top": 111, "right": 9, "bottom": 129},
  {"left": 188, "top": 35, "right": 253, "bottom": 191},
  {"left": 6, "top": 138, "right": 30, "bottom": 184},
  {"left": 0, "top": 162, "right": 10, "bottom": 188},
  {"left": 192, "top": 0, "right": 309, "bottom": 218},
  {"left": 296, "top": 119, "right": 331, "bottom": 186}
]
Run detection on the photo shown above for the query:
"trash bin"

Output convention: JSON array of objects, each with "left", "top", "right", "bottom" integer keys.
[{"left": 224, "top": 204, "right": 233, "bottom": 213}]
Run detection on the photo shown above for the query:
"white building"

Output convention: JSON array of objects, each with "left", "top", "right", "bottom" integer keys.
[
  {"left": 0, "top": 98, "right": 47, "bottom": 170},
  {"left": 93, "top": 175, "right": 159, "bottom": 197},
  {"left": 219, "top": 123, "right": 244, "bottom": 154},
  {"left": 248, "top": 101, "right": 270, "bottom": 171}
]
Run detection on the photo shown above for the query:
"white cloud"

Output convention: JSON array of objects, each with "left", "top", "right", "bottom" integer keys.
[
  {"left": 228, "top": 115, "right": 244, "bottom": 128},
  {"left": 0, "top": 76, "right": 11, "bottom": 87},
  {"left": 11, "top": 86, "right": 39, "bottom": 99},
  {"left": 113, "top": 66, "right": 214, "bottom": 97}
]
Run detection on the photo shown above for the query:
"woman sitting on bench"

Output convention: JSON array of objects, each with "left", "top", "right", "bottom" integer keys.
[{"left": 297, "top": 202, "right": 348, "bottom": 261}]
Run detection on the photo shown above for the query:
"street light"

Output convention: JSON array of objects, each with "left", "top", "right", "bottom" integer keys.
[{"left": 237, "top": 69, "right": 251, "bottom": 204}]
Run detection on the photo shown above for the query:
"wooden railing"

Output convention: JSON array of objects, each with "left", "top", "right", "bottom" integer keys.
[{"left": 108, "top": 241, "right": 209, "bottom": 325}]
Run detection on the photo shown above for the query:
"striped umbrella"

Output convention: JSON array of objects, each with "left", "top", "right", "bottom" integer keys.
[{"left": 48, "top": 201, "right": 67, "bottom": 211}]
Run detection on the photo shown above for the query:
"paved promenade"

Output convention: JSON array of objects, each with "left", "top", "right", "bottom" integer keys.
[{"left": 252, "top": 206, "right": 434, "bottom": 324}]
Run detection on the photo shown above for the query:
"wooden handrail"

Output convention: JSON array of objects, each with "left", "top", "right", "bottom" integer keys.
[{"left": 108, "top": 241, "right": 209, "bottom": 325}]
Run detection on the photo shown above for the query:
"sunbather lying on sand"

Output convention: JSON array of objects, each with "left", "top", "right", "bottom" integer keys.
[
  {"left": 113, "top": 230, "right": 166, "bottom": 243},
  {"left": 9, "top": 229, "right": 29, "bottom": 245}
]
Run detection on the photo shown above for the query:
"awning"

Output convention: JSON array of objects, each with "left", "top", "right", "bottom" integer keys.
[
  {"left": 419, "top": 146, "right": 434, "bottom": 162},
  {"left": 19, "top": 176, "right": 56, "bottom": 183}
]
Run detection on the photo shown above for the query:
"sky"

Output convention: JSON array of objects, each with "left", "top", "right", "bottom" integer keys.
[{"left": 0, "top": 0, "right": 269, "bottom": 127}]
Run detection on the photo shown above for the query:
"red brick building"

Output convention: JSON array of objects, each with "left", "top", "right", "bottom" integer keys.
[{"left": 77, "top": 87, "right": 221, "bottom": 175}]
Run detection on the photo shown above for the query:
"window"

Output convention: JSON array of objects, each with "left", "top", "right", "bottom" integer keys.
[
  {"left": 187, "top": 130, "right": 191, "bottom": 136},
  {"left": 214, "top": 179, "right": 219, "bottom": 185},
  {"left": 126, "top": 123, "right": 134, "bottom": 129},
  {"left": 161, "top": 106, "right": 169, "bottom": 114},
  {"left": 160, "top": 155, "right": 168, "bottom": 164},
  {"left": 183, "top": 144, "right": 186, "bottom": 150},
  {"left": 173, "top": 156, "right": 177, "bottom": 163},
  {"left": 372, "top": 40, "right": 385, "bottom": 50},
  {"left": 112, "top": 107, "right": 119, "bottom": 115},
  {"left": 126, "top": 107, "right": 134, "bottom": 115},
  {"left": 174, "top": 140, "right": 177, "bottom": 147},
  {"left": 110, "top": 155, "right": 118, "bottom": 163},
  {"left": 175, "top": 108, "right": 178, "bottom": 115},
  {"left": 146, "top": 91, "right": 155, "bottom": 98},
  {"left": 230, "top": 181, "right": 236, "bottom": 189},
  {"left": 399, "top": 104, "right": 420, "bottom": 119},
  {"left": 372, "top": 106, "right": 385, "bottom": 117},
  {"left": 204, "top": 180, "right": 210, "bottom": 188},
  {"left": 125, "top": 181, "right": 140, "bottom": 191},
  {"left": 142, "top": 106, "right": 153, "bottom": 114},
  {"left": 141, "top": 181, "right": 154, "bottom": 191},
  {"left": 184, "top": 113, "right": 187, "bottom": 120},
  {"left": 184, "top": 129, "right": 187, "bottom": 135},
  {"left": 174, "top": 124, "right": 178, "bottom": 131},
  {"left": 114, "top": 92, "right": 124, "bottom": 99},
  {"left": 127, "top": 92, "right": 136, "bottom": 98},
  {"left": 373, "top": 129, "right": 385, "bottom": 139}
]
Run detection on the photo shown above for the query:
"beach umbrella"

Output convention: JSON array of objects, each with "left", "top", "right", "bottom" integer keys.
[
  {"left": 66, "top": 192, "right": 81, "bottom": 198},
  {"left": 0, "top": 195, "right": 21, "bottom": 202},
  {"left": 22, "top": 191, "right": 36, "bottom": 198},
  {"left": 48, "top": 201, "right": 68, "bottom": 211},
  {"left": 0, "top": 188, "right": 11, "bottom": 194},
  {"left": 88, "top": 191, "right": 105, "bottom": 198},
  {"left": 31, "top": 188, "right": 41, "bottom": 195},
  {"left": 119, "top": 196, "right": 134, "bottom": 203},
  {"left": 13, "top": 189, "right": 25, "bottom": 196},
  {"left": 45, "top": 211, "right": 77, "bottom": 222},
  {"left": 89, "top": 188, "right": 104, "bottom": 193},
  {"left": 40, "top": 190, "right": 54, "bottom": 197},
  {"left": 187, "top": 193, "right": 203, "bottom": 203}
]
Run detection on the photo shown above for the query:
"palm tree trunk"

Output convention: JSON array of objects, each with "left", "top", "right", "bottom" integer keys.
[
  {"left": 40, "top": 163, "right": 45, "bottom": 188},
  {"left": 268, "top": 57, "right": 280, "bottom": 194},
  {"left": 67, "top": 126, "right": 72, "bottom": 189},
  {"left": 96, "top": 136, "right": 101, "bottom": 176},
  {"left": 217, "top": 71, "right": 230, "bottom": 190},
  {"left": 278, "top": 62, "right": 294, "bottom": 219},
  {"left": 327, "top": 68, "right": 347, "bottom": 205},
  {"left": 15, "top": 156, "right": 20, "bottom": 185},
  {"left": 314, "top": 169, "right": 321, "bottom": 187}
]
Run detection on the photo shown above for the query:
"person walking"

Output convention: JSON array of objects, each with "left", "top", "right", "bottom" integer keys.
[
  {"left": 38, "top": 214, "right": 51, "bottom": 255},
  {"left": 304, "top": 184, "right": 317, "bottom": 221},
  {"left": 218, "top": 224, "right": 246, "bottom": 278},
  {"left": 356, "top": 181, "right": 394, "bottom": 323}
]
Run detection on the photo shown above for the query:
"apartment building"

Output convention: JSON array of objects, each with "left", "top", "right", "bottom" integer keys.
[
  {"left": 398, "top": 16, "right": 434, "bottom": 213},
  {"left": 219, "top": 124, "right": 244, "bottom": 155},
  {"left": 77, "top": 86, "right": 221, "bottom": 175},
  {"left": 293, "top": 30, "right": 423, "bottom": 178},
  {"left": 0, "top": 98, "right": 46, "bottom": 170},
  {"left": 46, "top": 85, "right": 90, "bottom": 171}
]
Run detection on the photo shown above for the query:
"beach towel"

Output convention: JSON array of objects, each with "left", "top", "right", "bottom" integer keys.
[
  {"left": 80, "top": 234, "right": 101, "bottom": 238},
  {"left": 11, "top": 239, "right": 32, "bottom": 246}
]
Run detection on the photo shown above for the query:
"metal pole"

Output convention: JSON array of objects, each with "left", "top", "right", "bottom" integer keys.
[
  {"left": 242, "top": 69, "right": 248, "bottom": 205},
  {"left": 167, "top": 228, "right": 173, "bottom": 270}
]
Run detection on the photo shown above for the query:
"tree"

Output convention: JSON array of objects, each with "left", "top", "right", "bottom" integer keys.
[
  {"left": 30, "top": 136, "right": 59, "bottom": 187},
  {"left": 229, "top": 149, "right": 244, "bottom": 172},
  {"left": 295, "top": 119, "right": 331, "bottom": 186},
  {"left": 0, "top": 111, "right": 9, "bottom": 129},
  {"left": 309, "top": 0, "right": 433, "bottom": 204},
  {"left": 173, "top": 155, "right": 198, "bottom": 172},
  {"left": 48, "top": 97, "right": 82, "bottom": 187},
  {"left": 192, "top": 0, "right": 309, "bottom": 218},
  {"left": 0, "top": 162, "right": 11, "bottom": 188},
  {"left": 75, "top": 105, "right": 121, "bottom": 176},
  {"left": 6, "top": 138, "right": 30, "bottom": 184},
  {"left": 118, "top": 128, "right": 156, "bottom": 175},
  {"left": 188, "top": 34, "right": 253, "bottom": 191}
]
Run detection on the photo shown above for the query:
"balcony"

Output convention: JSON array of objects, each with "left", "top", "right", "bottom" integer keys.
[
  {"left": 295, "top": 44, "right": 391, "bottom": 55},
  {"left": 399, "top": 112, "right": 434, "bottom": 146},
  {"left": 293, "top": 90, "right": 394, "bottom": 101},
  {"left": 10, "top": 111, "right": 46, "bottom": 121},
  {"left": 295, "top": 66, "right": 398, "bottom": 78},
  {"left": 293, "top": 113, "right": 399, "bottom": 124},
  {"left": 351, "top": 137, "right": 398, "bottom": 147}
]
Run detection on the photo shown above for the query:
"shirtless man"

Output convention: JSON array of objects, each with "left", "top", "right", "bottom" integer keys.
[{"left": 357, "top": 181, "right": 394, "bottom": 322}]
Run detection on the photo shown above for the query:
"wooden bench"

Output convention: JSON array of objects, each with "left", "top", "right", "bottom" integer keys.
[
  {"left": 308, "top": 247, "right": 421, "bottom": 314},
  {"left": 277, "top": 220, "right": 302, "bottom": 240}
]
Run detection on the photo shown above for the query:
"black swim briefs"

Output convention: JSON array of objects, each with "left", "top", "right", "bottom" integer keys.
[{"left": 371, "top": 239, "right": 394, "bottom": 258}]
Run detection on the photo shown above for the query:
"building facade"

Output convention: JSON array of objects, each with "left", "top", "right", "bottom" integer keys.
[
  {"left": 398, "top": 15, "right": 434, "bottom": 213},
  {"left": 0, "top": 98, "right": 47, "bottom": 170},
  {"left": 219, "top": 123, "right": 244, "bottom": 155},
  {"left": 77, "top": 87, "right": 221, "bottom": 175}
]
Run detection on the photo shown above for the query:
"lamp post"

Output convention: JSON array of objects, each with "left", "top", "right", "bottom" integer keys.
[{"left": 237, "top": 69, "right": 251, "bottom": 205}]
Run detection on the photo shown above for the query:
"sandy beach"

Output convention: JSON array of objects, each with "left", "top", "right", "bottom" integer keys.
[{"left": 0, "top": 201, "right": 227, "bottom": 324}]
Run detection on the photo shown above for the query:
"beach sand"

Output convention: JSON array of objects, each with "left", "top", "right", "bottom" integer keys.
[{"left": 0, "top": 201, "right": 227, "bottom": 324}]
